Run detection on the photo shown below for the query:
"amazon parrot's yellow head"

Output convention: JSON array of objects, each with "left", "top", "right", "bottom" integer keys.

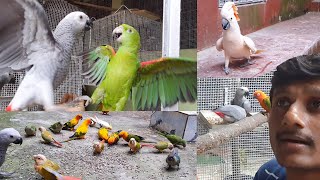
[
  {"left": 112, "top": 24, "right": 141, "bottom": 49},
  {"left": 220, "top": 2, "right": 240, "bottom": 30}
]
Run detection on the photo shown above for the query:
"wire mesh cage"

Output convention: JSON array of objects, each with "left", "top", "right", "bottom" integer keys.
[
  {"left": 197, "top": 72, "right": 275, "bottom": 179},
  {"left": 197, "top": 123, "right": 274, "bottom": 180},
  {"left": 197, "top": 71, "right": 274, "bottom": 113},
  {"left": 124, "top": 0, "right": 197, "bottom": 49}
]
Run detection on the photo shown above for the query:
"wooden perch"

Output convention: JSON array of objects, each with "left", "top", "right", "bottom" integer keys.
[
  {"left": 197, "top": 113, "right": 268, "bottom": 154},
  {"left": 65, "top": 0, "right": 114, "bottom": 11}
]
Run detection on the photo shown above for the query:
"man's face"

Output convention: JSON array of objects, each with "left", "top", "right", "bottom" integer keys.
[{"left": 269, "top": 79, "right": 320, "bottom": 169}]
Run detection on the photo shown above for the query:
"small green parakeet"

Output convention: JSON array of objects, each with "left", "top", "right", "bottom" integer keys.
[
  {"left": 49, "top": 122, "right": 63, "bottom": 134},
  {"left": 160, "top": 132, "right": 186, "bottom": 148},
  {"left": 25, "top": 125, "right": 37, "bottom": 136},
  {"left": 82, "top": 24, "right": 196, "bottom": 111}
]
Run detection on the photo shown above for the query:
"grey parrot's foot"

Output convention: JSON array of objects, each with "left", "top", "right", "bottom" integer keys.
[
  {"left": 240, "top": 59, "right": 254, "bottom": 68},
  {"left": 73, "top": 95, "right": 92, "bottom": 107},
  {"left": 0, "top": 171, "right": 15, "bottom": 178},
  {"left": 223, "top": 67, "right": 230, "bottom": 75}
]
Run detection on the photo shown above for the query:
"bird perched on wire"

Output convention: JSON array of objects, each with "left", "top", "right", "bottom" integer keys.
[
  {"left": 231, "top": 87, "right": 251, "bottom": 114},
  {"left": 2, "top": 0, "right": 93, "bottom": 111}
]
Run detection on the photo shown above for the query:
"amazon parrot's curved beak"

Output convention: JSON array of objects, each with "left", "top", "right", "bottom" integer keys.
[{"left": 222, "top": 18, "right": 230, "bottom": 30}]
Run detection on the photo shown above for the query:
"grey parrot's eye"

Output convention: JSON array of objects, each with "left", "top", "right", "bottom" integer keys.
[
  {"left": 9, "top": 135, "right": 13, "bottom": 138},
  {"left": 80, "top": 15, "right": 83, "bottom": 19}
]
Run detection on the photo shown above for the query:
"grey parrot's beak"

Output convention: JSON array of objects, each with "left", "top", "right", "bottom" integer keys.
[
  {"left": 13, "top": 137, "right": 23, "bottom": 145},
  {"left": 244, "top": 91, "right": 249, "bottom": 97},
  {"left": 222, "top": 18, "right": 230, "bottom": 30},
  {"left": 85, "top": 19, "right": 93, "bottom": 31}
]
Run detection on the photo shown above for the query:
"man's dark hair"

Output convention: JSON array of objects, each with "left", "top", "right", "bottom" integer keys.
[{"left": 270, "top": 55, "right": 320, "bottom": 102}]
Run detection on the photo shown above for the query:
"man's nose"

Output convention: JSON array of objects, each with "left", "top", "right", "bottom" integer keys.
[{"left": 282, "top": 102, "right": 306, "bottom": 128}]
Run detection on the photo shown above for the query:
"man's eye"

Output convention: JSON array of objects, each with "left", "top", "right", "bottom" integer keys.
[
  {"left": 276, "top": 98, "right": 290, "bottom": 107},
  {"left": 310, "top": 100, "right": 320, "bottom": 109}
]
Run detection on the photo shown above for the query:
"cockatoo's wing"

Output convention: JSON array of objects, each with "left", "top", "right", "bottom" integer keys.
[
  {"left": 216, "top": 37, "right": 224, "bottom": 51},
  {"left": 243, "top": 36, "right": 257, "bottom": 53}
]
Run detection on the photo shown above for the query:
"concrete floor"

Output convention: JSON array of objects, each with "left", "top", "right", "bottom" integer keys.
[
  {"left": 0, "top": 111, "right": 196, "bottom": 180},
  {"left": 198, "top": 12, "right": 320, "bottom": 78}
]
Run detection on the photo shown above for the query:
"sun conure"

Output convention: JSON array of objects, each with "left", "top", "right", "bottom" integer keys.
[
  {"left": 118, "top": 130, "right": 144, "bottom": 142},
  {"left": 107, "top": 132, "right": 120, "bottom": 145},
  {"left": 82, "top": 24, "right": 197, "bottom": 111},
  {"left": 98, "top": 127, "right": 109, "bottom": 141},
  {"left": 253, "top": 90, "right": 271, "bottom": 113},
  {"left": 62, "top": 119, "right": 92, "bottom": 143},
  {"left": 62, "top": 114, "right": 83, "bottom": 131}
]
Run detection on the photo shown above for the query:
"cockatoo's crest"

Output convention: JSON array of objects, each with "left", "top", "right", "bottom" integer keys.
[{"left": 232, "top": 4, "right": 240, "bottom": 21}]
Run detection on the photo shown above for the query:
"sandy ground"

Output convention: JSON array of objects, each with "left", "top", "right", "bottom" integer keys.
[{"left": 0, "top": 111, "right": 196, "bottom": 180}]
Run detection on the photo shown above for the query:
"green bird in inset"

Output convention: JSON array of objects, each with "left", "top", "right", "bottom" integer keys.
[{"left": 82, "top": 24, "right": 196, "bottom": 111}]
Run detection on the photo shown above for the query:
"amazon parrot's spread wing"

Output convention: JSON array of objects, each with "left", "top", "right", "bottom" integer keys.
[
  {"left": 82, "top": 45, "right": 116, "bottom": 86},
  {"left": 82, "top": 45, "right": 115, "bottom": 105},
  {"left": 132, "top": 57, "right": 197, "bottom": 110}
]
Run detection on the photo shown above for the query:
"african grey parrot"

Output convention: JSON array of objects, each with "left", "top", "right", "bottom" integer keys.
[
  {"left": 0, "top": 0, "right": 93, "bottom": 111},
  {"left": 0, "top": 128, "right": 23, "bottom": 178},
  {"left": 215, "top": 105, "right": 246, "bottom": 123},
  {"left": 231, "top": 87, "right": 251, "bottom": 114},
  {"left": 0, "top": 72, "right": 15, "bottom": 93}
]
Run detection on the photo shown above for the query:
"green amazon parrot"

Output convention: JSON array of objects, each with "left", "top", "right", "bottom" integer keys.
[{"left": 82, "top": 24, "right": 196, "bottom": 111}]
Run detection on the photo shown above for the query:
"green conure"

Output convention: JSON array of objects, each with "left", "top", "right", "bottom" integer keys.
[
  {"left": 82, "top": 24, "right": 197, "bottom": 111},
  {"left": 154, "top": 141, "right": 174, "bottom": 152},
  {"left": 25, "top": 125, "right": 37, "bottom": 136},
  {"left": 49, "top": 122, "right": 63, "bottom": 134},
  {"left": 162, "top": 133, "right": 186, "bottom": 148}
]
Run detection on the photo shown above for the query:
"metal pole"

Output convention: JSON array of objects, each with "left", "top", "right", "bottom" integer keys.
[{"left": 161, "top": 0, "right": 181, "bottom": 111}]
